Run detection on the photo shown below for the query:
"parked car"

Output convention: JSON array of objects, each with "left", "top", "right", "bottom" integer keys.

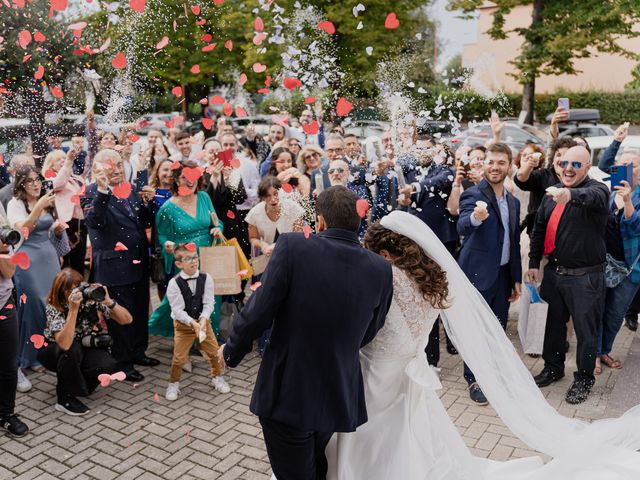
[
  {"left": 544, "top": 108, "right": 614, "bottom": 139},
  {"left": 451, "top": 122, "right": 550, "bottom": 154},
  {"left": 343, "top": 120, "right": 390, "bottom": 139},
  {"left": 586, "top": 135, "right": 640, "bottom": 166},
  {"left": 416, "top": 118, "right": 454, "bottom": 139}
]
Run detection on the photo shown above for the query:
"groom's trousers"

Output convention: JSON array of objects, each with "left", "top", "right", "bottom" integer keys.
[{"left": 259, "top": 417, "right": 333, "bottom": 480}]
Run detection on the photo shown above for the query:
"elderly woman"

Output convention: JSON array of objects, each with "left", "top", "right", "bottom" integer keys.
[
  {"left": 7, "top": 166, "right": 63, "bottom": 373},
  {"left": 296, "top": 145, "right": 326, "bottom": 180},
  {"left": 149, "top": 161, "right": 225, "bottom": 338},
  {"left": 42, "top": 149, "right": 87, "bottom": 274}
]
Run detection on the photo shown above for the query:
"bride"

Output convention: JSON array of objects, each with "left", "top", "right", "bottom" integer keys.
[{"left": 326, "top": 211, "right": 640, "bottom": 480}]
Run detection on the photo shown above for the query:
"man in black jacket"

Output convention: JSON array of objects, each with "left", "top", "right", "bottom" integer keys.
[
  {"left": 219, "top": 186, "right": 393, "bottom": 480},
  {"left": 527, "top": 146, "right": 609, "bottom": 404}
]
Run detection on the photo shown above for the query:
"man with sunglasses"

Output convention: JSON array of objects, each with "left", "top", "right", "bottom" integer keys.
[
  {"left": 328, "top": 159, "right": 369, "bottom": 238},
  {"left": 527, "top": 145, "right": 609, "bottom": 404}
]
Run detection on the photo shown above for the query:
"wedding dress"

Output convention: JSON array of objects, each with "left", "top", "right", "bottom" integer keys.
[{"left": 325, "top": 211, "right": 640, "bottom": 480}]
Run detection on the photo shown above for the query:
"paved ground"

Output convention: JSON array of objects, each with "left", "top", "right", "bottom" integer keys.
[{"left": 1, "top": 301, "right": 637, "bottom": 480}]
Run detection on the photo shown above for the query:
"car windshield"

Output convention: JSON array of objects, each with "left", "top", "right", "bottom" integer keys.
[{"left": 521, "top": 125, "right": 550, "bottom": 143}]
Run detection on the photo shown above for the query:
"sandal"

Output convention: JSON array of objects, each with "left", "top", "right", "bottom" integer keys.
[
  {"left": 599, "top": 354, "right": 622, "bottom": 369},
  {"left": 594, "top": 358, "right": 602, "bottom": 376}
]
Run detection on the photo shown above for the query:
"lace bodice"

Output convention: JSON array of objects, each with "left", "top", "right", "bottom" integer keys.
[{"left": 363, "top": 266, "right": 439, "bottom": 359}]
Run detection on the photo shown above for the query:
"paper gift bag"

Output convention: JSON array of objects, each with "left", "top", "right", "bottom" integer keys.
[
  {"left": 517, "top": 283, "right": 549, "bottom": 355},
  {"left": 222, "top": 236, "right": 253, "bottom": 280},
  {"left": 199, "top": 242, "right": 242, "bottom": 295},
  {"left": 250, "top": 254, "right": 269, "bottom": 276}
]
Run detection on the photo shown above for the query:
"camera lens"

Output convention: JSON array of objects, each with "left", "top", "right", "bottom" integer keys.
[{"left": 0, "top": 227, "right": 21, "bottom": 246}]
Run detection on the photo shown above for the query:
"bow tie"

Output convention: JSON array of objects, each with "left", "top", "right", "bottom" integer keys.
[{"left": 183, "top": 275, "right": 199, "bottom": 280}]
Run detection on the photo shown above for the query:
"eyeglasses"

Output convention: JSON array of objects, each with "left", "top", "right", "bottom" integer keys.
[
  {"left": 559, "top": 160, "right": 583, "bottom": 169},
  {"left": 328, "top": 168, "right": 346, "bottom": 174},
  {"left": 181, "top": 255, "right": 199, "bottom": 263},
  {"left": 326, "top": 148, "right": 343, "bottom": 154},
  {"left": 24, "top": 178, "right": 43, "bottom": 186}
]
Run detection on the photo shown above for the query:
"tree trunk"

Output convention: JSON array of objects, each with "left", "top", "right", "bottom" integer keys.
[
  {"left": 520, "top": 0, "right": 544, "bottom": 125},
  {"left": 522, "top": 79, "right": 535, "bottom": 125}
]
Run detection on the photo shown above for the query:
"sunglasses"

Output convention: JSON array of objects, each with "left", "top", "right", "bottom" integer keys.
[
  {"left": 328, "top": 168, "right": 346, "bottom": 174},
  {"left": 559, "top": 160, "right": 583, "bottom": 169}
]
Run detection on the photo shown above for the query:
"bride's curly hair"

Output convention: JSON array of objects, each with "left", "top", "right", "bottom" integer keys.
[{"left": 364, "top": 223, "right": 450, "bottom": 309}]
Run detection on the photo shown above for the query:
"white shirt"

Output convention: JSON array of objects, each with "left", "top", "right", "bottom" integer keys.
[
  {"left": 245, "top": 197, "right": 304, "bottom": 244},
  {"left": 166, "top": 270, "right": 215, "bottom": 326}
]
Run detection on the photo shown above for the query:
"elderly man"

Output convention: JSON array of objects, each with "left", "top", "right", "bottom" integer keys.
[
  {"left": 528, "top": 145, "right": 609, "bottom": 404},
  {"left": 81, "top": 149, "right": 158, "bottom": 382},
  {"left": 0, "top": 155, "right": 35, "bottom": 210}
]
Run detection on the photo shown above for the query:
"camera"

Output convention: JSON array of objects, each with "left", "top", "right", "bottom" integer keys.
[
  {"left": 0, "top": 226, "right": 21, "bottom": 246},
  {"left": 81, "top": 333, "right": 113, "bottom": 349},
  {"left": 78, "top": 282, "right": 106, "bottom": 302}
]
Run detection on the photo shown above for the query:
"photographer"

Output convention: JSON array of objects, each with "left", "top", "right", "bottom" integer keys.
[
  {"left": 0, "top": 224, "right": 29, "bottom": 437},
  {"left": 38, "top": 268, "right": 132, "bottom": 416}
]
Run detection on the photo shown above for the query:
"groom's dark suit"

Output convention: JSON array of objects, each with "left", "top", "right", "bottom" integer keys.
[{"left": 223, "top": 228, "right": 394, "bottom": 480}]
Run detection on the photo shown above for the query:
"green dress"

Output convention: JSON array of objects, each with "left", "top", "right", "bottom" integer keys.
[{"left": 148, "top": 191, "right": 224, "bottom": 337}]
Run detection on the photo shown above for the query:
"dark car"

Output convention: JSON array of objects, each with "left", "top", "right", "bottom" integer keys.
[{"left": 451, "top": 122, "right": 550, "bottom": 154}]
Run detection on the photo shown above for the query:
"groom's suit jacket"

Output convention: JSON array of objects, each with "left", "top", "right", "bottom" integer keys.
[{"left": 223, "top": 228, "right": 394, "bottom": 432}]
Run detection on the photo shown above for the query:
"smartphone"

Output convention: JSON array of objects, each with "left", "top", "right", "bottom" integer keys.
[
  {"left": 314, "top": 172, "right": 324, "bottom": 194},
  {"left": 42, "top": 180, "right": 54, "bottom": 194},
  {"left": 610, "top": 164, "right": 633, "bottom": 189},
  {"left": 394, "top": 165, "right": 407, "bottom": 189},
  {"left": 216, "top": 149, "right": 233, "bottom": 167},
  {"left": 557, "top": 98, "right": 570, "bottom": 110}
]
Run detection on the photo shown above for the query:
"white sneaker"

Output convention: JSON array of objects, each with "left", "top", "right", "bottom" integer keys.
[
  {"left": 182, "top": 360, "right": 192, "bottom": 373},
  {"left": 212, "top": 376, "right": 230, "bottom": 394},
  {"left": 165, "top": 382, "right": 180, "bottom": 401},
  {"left": 17, "top": 369, "right": 32, "bottom": 393}
]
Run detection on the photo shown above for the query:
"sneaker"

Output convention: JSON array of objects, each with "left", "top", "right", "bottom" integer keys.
[
  {"left": 165, "top": 382, "right": 180, "bottom": 401},
  {"left": 468, "top": 383, "right": 488, "bottom": 405},
  {"left": 16, "top": 369, "right": 32, "bottom": 393},
  {"left": 212, "top": 376, "right": 231, "bottom": 394},
  {"left": 182, "top": 360, "right": 192, "bottom": 373},
  {"left": 565, "top": 379, "right": 592, "bottom": 405},
  {"left": 55, "top": 397, "right": 90, "bottom": 416},
  {"left": 0, "top": 414, "right": 29, "bottom": 437}
]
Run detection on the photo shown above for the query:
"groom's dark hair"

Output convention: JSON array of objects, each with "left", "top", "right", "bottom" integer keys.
[{"left": 316, "top": 186, "right": 361, "bottom": 232}]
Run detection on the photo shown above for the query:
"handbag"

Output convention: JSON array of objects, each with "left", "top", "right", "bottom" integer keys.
[
  {"left": 149, "top": 247, "right": 166, "bottom": 283},
  {"left": 605, "top": 251, "right": 640, "bottom": 288},
  {"left": 50, "top": 229, "right": 71, "bottom": 257}
]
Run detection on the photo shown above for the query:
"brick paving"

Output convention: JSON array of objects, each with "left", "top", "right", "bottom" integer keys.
[{"left": 1, "top": 299, "right": 637, "bottom": 479}]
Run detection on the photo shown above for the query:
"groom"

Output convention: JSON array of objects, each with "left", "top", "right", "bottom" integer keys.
[{"left": 218, "top": 186, "right": 394, "bottom": 480}]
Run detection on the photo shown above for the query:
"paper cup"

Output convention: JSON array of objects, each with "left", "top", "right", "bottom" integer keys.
[{"left": 475, "top": 200, "right": 488, "bottom": 209}]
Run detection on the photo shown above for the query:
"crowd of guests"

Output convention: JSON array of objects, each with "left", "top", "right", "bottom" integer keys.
[{"left": 1, "top": 104, "right": 639, "bottom": 438}]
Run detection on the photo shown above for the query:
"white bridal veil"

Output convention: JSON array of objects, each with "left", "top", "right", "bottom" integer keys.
[{"left": 380, "top": 211, "right": 640, "bottom": 478}]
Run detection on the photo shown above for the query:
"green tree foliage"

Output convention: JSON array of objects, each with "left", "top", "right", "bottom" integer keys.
[{"left": 448, "top": 0, "right": 640, "bottom": 122}]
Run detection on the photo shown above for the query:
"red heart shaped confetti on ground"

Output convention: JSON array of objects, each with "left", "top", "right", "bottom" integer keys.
[
  {"left": 356, "top": 199, "right": 370, "bottom": 218},
  {"left": 153, "top": 393, "right": 160, "bottom": 402},
  {"left": 317, "top": 21, "right": 335, "bottom": 34},
  {"left": 112, "top": 52, "right": 127, "bottom": 69},
  {"left": 111, "top": 371, "right": 126, "bottom": 381},
  {"left": 336, "top": 97, "right": 353, "bottom": 117},
  {"left": 129, "top": 0, "right": 145, "bottom": 12},
  {"left": 11, "top": 252, "right": 30, "bottom": 270},
  {"left": 30, "top": 334, "right": 45, "bottom": 349},
  {"left": 98, "top": 373, "right": 111, "bottom": 387},
  {"left": 303, "top": 121, "right": 319, "bottom": 135},
  {"left": 303, "top": 225, "right": 311, "bottom": 239},
  {"left": 112, "top": 182, "right": 132, "bottom": 199},
  {"left": 182, "top": 167, "right": 203, "bottom": 183},
  {"left": 185, "top": 243, "right": 197, "bottom": 252},
  {"left": 226, "top": 210, "right": 236, "bottom": 220},
  {"left": 114, "top": 242, "right": 128, "bottom": 251},
  {"left": 385, "top": 12, "right": 400, "bottom": 29}
]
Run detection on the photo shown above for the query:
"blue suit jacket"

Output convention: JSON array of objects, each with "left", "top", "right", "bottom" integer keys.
[
  {"left": 406, "top": 164, "right": 458, "bottom": 244},
  {"left": 457, "top": 179, "right": 521, "bottom": 292},
  {"left": 223, "top": 229, "right": 393, "bottom": 432},
  {"left": 81, "top": 183, "right": 153, "bottom": 286}
]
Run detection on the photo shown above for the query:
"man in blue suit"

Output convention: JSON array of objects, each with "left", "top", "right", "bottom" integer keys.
[
  {"left": 457, "top": 142, "right": 522, "bottom": 404},
  {"left": 219, "top": 186, "right": 394, "bottom": 480},
  {"left": 82, "top": 149, "right": 158, "bottom": 382}
]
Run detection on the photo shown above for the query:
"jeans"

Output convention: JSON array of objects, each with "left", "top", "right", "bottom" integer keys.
[
  {"left": 37, "top": 340, "right": 118, "bottom": 402},
  {"left": 0, "top": 298, "right": 18, "bottom": 417},
  {"left": 598, "top": 276, "right": 640, "bottom": 356}
]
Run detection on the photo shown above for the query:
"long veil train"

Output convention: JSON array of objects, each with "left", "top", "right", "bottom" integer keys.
[{"left": 380, "top": 211, "right": 640, "bottom": 478}]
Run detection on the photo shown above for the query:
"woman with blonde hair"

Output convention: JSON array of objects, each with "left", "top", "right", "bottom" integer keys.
[{"left": 296, "top": 145, "right": 325, "bottom": 178}]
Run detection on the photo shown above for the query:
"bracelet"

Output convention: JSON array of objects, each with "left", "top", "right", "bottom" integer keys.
[
  {"left": 107, "top": 300, "right": 117, "bottom": 309},
  {"left": 452, "top": 184, "right": 461, "bottom": 189}
]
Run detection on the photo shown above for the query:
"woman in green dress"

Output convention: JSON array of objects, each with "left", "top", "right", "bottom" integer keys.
[{"left": 148, "top": 161, "right": 224, "bottom": 337}]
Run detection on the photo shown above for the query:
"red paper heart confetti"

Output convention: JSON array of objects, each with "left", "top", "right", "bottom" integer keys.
[
  {"left": 202, "top": 43, "right": 217, "bottom": 52},
  {"left": 303, "top": 224, "right": 311, "bottom": 239},
  {"left": 171, "top": 86, "right": 183, "bottom": 97},
  {"left": 229, "top": 158, "right": 241, "bottom": 169},
  {"left": 185, "top": 243, "right": 197, "bottom": 252},
  {"left": 132, "top": 259, "right": 141, "bottom": 265},
  {"left": 252, "top": 62, "right": 267, "bottom": 73},
  {"left": 253, "top": 32, "right": 267, "bottom": 46},
  {"left": 202, "top": 118, "right": 214, "bottom": 130},
  {"left": 178, "top": 186, "right": 192, "bottom": 196},
  {"left": 44, "top": 169, "right": 57, "bottom": 179},
  {"left": 224, "top": 40, "right": 233, "bottom": 51},
  {"left": 170, "top": 161, "right": 181, "bottom": 170},
  {"left": 51, "top": 0, "right": 68, "bottom": 11},
  {"left": 21, "top": 227, "right": 29, "bottom": 240},
  {"left": 49, "top": 86, "right": 64, "bottom": 98},
  {"left": 156, "top": 36, "right": 169, "bottom": 50},
  {"left": 223, "top": 103, "right": 233, "bottom": 116},
  {"left": 34, "top": 65, "right": 44, "bottom": 80},
  {"left": 30, "top": 334, "right": 45, "bottom": 349},
  {"left": 304, "top": 96, "right": 316, "bottom": 104},
  {"left": 18, "top": 30, "right": 32, "bottom": 49},
  {"left": 303, "top": 121, "right": 319, "bottom": 135},
  {"left": 336, "top": 97, "right": 353, "bottom": 117},
  {"left": 281, "top": 183, "right": 293, "bottom": 193},
  {"left": 130, "top": 0, "right": 145, "bottom": 12},
  {"left": 250, "top": 281, "right": 262, "bottom": 291},
  {"left": 254, "top": 17, "right": 264, "bottom": 31},
  {"left": 226, "top": 210, "right": 236, "bottom": 220},
  {"left": 34, "top": 31, "right": 46, "bottom": 42},
  {"left": 190, "top": 64, "right": 200, "bottom": 74},
  {"left": 385, "top": 12, "right": 400, "bottom": 29},
  {"left": 11, "top": 252, "right": 30, "bottom": 270},
  {"left": 239, "top": 73, "right": 247, "bottom": 86},
  {"left": 20, "top": 293, "right": 27, "bottom": 305},
  {"left": 112, "top": 181, "right": 132, "bottom": 199},
  {"left": 128, "top": 134, "right": 140, "bottom": 143},
  {"left": 236, "top": 269, "right": 248, "bottom": 277},
  {"left": 211, "top": 95, "right": 225, "bottom": 104},
  {"left": 283, "top": 77, "right": 302, "bottom": 91},
  {"left": 98, "top": 373, "right": 111, "bottom": 387},
  {"left": 114, "top": 242, "right": 128, "bottom": 251},
  {"left": 182, "top": 167, "right": 202, "bottom": 183},
  {"left": 112, "top": 52, "right": 127, "bottom": 69},
  {"left": 153, "top": 393, "right": 160, "bottom": 402},
  {"left": 317, "top": 21, "right": 335, "bottom": 34},
  {"left": 235, "top": 106, "right": 248, "bottom": 118},
  {"left": 356, "top": 199, "right": 370, "bottom": 218},
  {"left": 190, "top": 5, "right": 200, "bottom": 15}
]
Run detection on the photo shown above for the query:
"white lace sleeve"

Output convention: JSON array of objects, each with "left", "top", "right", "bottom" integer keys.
[{"left": 391, "top": 266, "right": 438, "bottom": 339}]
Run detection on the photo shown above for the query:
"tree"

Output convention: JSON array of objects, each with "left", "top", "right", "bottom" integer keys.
[
  {"left": 448, "top": 0, "right": 640, "bottom": 123},
  {"left": 0, "top": 1, "right": 85, "bottom": 157}
]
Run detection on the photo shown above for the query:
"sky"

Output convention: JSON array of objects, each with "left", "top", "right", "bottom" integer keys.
[{"left": 429, "top": 0, "right": 478, "bottom": 70}]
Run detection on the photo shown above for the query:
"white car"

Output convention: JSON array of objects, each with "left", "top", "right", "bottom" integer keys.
[{"left": 587, "top": 135, "right": 640, "bottom": 188}]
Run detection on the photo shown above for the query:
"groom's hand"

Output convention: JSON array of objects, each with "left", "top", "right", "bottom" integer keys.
[{"left": 217, "top": 345, "right": 227, "bottom": 372}]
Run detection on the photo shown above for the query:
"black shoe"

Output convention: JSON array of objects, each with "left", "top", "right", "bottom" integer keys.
[
  {"left": 468, "top": 383, "right": 488, "bottom": 405},
  {"left": 625, "top": 316, "right": 638, "bottom": 332},
  {"left": 124, "top": 369, "right": 144, "bottom": 382},
  {"left": 134, "top": 356, "right": 160, "bottom": 367},
  {"left": 565, "top": 379, "right": 592, "bottom": 404},
  {"left": 55, "top": 397, "right": 90, "bottom": 416},
  {"left": 0, "top": 414, "right": 29, "bottom": 437},
  {"left": 446, "top": 343, "right": 458, "bottom": 355},
  {"left": 534, "top": 369, "right": 564, "bottom": 387}
]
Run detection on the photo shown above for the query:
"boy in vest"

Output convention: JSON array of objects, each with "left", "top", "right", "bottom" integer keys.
[{"left": 165, "top": 244, "right": 230, "bottom": 400}]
